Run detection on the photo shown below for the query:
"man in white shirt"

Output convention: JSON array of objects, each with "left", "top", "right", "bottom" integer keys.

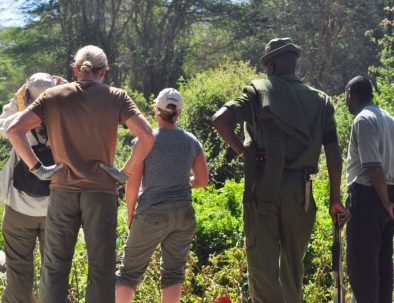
[{"left": 345, "top": 76, "right": 394, "bottom": 303}]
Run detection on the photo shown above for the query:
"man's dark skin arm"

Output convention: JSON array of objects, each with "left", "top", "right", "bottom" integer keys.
[
  {"left": 366, "top": 166, "right": 394, "bottom": 220},
  {"left": 212, "top": 107, "right": 245, "bottom": 156},
  {"left": 324, "top": 143, "right": 350, "bottom": 224}
]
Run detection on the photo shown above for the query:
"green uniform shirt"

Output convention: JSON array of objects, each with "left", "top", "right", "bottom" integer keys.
[{"left": 225, "top": 75, "right": 337, "bottom": 174}]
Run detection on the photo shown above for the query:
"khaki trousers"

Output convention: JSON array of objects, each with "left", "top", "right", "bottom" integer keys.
[
  {"left": 116, "top": 200, "right": 196, "bottom": 289},
  {"left": 38, "top": 189, "right": 117, "bottom": 303},
  {"left": 244, "top": 177, "right": 316, "bottom": 303},
  {"left": 2, "top": 205, "right": 46, "bottom": 303}
]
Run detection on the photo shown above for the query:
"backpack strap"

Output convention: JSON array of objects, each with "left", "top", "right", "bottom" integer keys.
[{"left": 31, "top": 128, "right": 48, "bottom": 145}]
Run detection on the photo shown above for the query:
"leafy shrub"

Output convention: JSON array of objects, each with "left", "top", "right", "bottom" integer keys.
[
  {"left": 123, "top": 86, "right": 154, "bottom": 114},
  {"left": 368, "top": 13, "right": 394, "bottom": 114},
  {"left": 192, "top": 180, "right": 244, "bottom": 265},
  {"left": 178, "top": 61, "right": 261, "bottom": 185},
  {"left": 304, "top": 165, "right": 352, "bottom": 302}
]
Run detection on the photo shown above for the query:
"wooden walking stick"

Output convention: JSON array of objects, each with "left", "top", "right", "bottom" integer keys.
[{"left": 332, "top": 213, "right": 346, "bottom": 303}]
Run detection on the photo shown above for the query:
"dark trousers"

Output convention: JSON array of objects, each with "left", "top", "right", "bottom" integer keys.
[
  {"left": 346, "top": 184, "right": 394, "bottom": 303},
  {"left": 39, "top": 189, "right": 118, "bottom": 303}
]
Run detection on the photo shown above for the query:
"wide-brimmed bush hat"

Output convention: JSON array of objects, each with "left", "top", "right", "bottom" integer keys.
[{"left": 260, "top": 37, "right": 302, "bottom": 65}]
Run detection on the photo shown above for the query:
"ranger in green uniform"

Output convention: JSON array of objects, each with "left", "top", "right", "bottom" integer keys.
[{"left": 212, "top": 38, "right": 349, "bottom": 303}]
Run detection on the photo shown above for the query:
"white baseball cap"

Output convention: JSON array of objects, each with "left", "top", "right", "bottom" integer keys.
[
  {"left": 154, "top": 88, "right": 183, "bottom": 112},
  {"left": 27, "top": 73, "right": 56, "bottom": 101}
]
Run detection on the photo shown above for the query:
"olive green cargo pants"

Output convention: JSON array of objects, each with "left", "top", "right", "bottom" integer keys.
[
  {"left": 2, "top": 205, "right": 45, "bottom": 303},
  {"left": 243, "top": 177, "right": 316, "bottom": 303},
  {"left": 38, "top": 189, "right": 117, "bottom": 303}
]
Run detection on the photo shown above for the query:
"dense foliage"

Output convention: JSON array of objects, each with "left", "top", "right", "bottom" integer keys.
[
  {"left": 0, "top": 3, "right": 393, "bottom": 303},
  {"left": 178, "top": 61, "right": 260, "bottom": 184},
  {"left": 0, "top": 0, "right": 391, "bottom": 100}
]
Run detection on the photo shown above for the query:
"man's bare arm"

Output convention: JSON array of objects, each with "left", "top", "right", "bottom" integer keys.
[
  {"left": 324, "top": 142, "right": 349, "bottom": 224},
  {"left": 122, "top": 114, "right": 155, "bottom": 175},
  {"left": 212, "top": 107, "right": 245, "bottom": 155},
  {"left": 190, "top": 151, "right": 209, "bottom": 188},
  {"left": 125, "top": 163, "right": 144, "bottom": 226}
]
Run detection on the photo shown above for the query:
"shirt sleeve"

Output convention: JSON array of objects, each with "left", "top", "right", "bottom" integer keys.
[
  {"left": 27, "top": 92, "right": 47, "bottom": 122},
  {"left": 0, "top": 98, "right": 19, "bottom": 137},
  {"left": 354, "top": 117, "right": 381, "bottom": 167},
  {"left": 119, "top": 91, "right": 141, "bottom": 123},
  {"left": 193, "top": 138, "right": 203, "bottom": 156},
  {"left": 185, "top": 131, "right": 203, "bottom": 159},
  {"left": 224, "top": 91, "right": 256, "bottom": 124}
]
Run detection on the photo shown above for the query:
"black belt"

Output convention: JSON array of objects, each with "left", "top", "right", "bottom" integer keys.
[
  {"left": 282, "top": 168, "right": 309, "bottom": 178},
  {"left": 350, "top": 182, "right": 394, "bottom": 192}
]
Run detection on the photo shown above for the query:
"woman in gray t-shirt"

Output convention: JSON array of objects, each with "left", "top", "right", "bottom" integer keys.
[{"left": 116, "top": 88, "right": 208, "bottom": 303}]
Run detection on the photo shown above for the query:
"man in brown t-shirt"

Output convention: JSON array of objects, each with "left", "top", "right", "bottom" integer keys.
[{"left": 6, "top": 45, "right": 155, "bottom": 303}]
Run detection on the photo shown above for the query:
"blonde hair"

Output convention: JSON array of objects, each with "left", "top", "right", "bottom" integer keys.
[{"left": 73, "top": 45, "right": 109, "bottom": 73}]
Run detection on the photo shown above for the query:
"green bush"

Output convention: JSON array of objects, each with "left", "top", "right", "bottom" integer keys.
[
  {"left": 178, "top": 61, "right": 261, "bottom": 185},
  {"left": 192, "top": 180, "right": 244, "bottom": 265},
  {"left": 303, "top": 164, "right": 352, "bottom": 302},
  {"left": 369, "top": 32, "right": 394, "bottom": 114},
  {"left": 123, "top": 86, "right": 154, "bottom": 114}
]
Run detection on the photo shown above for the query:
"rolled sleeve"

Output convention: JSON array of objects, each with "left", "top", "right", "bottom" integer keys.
[
  {"left": 27, "top": 93, "right": 46, "bottom": 121},
  {"left": 224, "top": 92, "right": 254, "bottom": 124}
]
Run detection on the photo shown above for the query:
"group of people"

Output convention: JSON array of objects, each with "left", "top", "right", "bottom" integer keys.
[
  {"left": 0, "top": 38, "right": 392, "bottom": 303},
  {"left": 0, "top": 45, "right": 208, "bottom": 303}
]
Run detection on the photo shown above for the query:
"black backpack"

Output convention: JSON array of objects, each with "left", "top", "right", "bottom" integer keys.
[{"left": 13, "top": 129, "right": 54, "bottom": 197}]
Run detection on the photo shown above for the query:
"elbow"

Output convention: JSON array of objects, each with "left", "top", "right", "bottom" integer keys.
[
  {"left": 212, "top": 113, "right": 221, "bottom": 130},
  {"left": 201, "top": 173, "right": 209, "bottom": 187},
  {"left": 195, "top": 176, "right": 209, "bottom": 188},
  {"left": 146, "top": 131, "right": 155, "bottom": 147},
  {"left": 139, "top": 130, "right": 155, "bottom": 148},
  {"left": 5, "top": 123, "right": 18, "bottom": 139},
  {"left": 201, "top": 179, "right": 209, "bottom": 188}
]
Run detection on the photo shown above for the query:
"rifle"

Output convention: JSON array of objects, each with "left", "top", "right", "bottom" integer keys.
[{"left": 332, "top": 213, "right": 346, "bottom": 303}]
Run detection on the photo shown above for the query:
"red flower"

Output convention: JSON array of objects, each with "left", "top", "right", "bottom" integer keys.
[{"left": 213, "top": 294, "right": 232, "bottom": 303}]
